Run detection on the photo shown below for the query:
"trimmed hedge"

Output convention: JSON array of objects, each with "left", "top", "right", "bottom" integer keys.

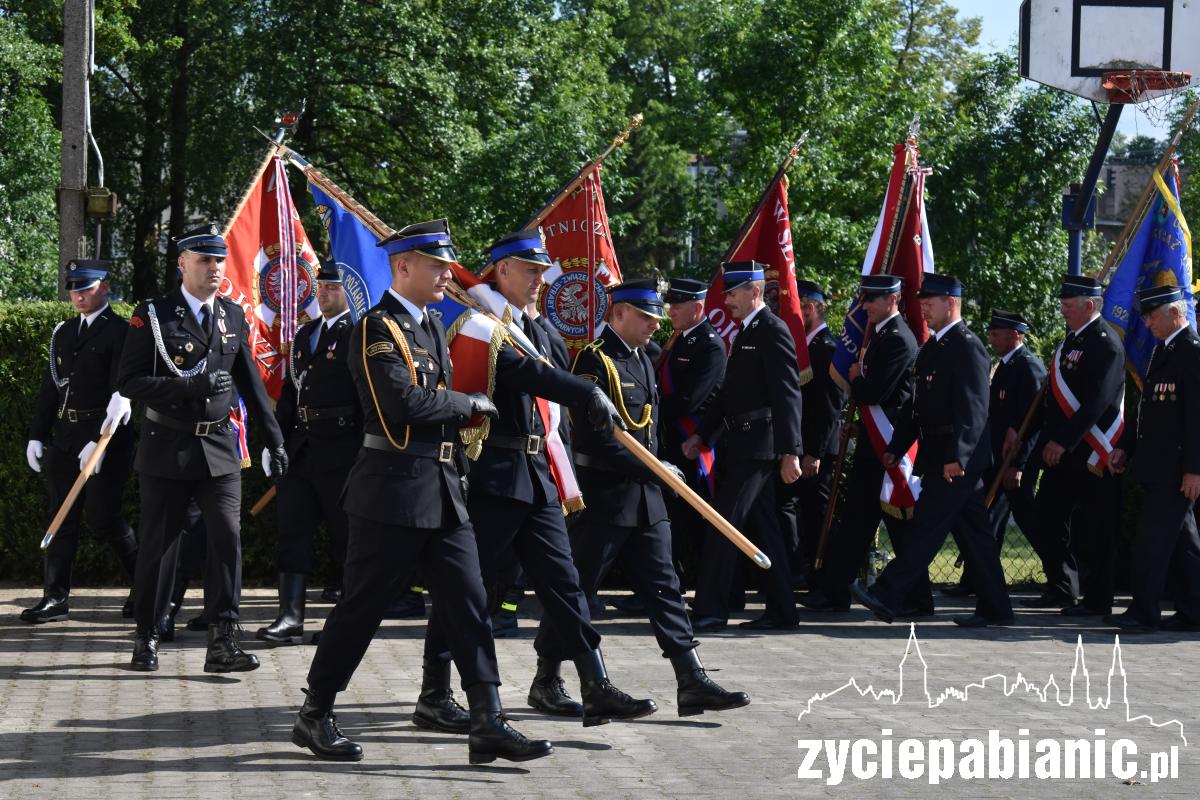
[{"left": 0, "top": 301, "right": 328, "bottom": 585}]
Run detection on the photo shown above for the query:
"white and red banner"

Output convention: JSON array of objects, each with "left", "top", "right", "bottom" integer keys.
[
  {"left": 223, "top": 156, "right": 320, "bottom": 399},
  {"left": 535, "top": 165, "right": 623, "bottom": 356},
  {"left": 704, "top": 173, "right": 812, "bottom": 382}
]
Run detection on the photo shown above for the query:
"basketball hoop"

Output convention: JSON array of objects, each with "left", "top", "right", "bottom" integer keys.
[{"left": 1103, "top": 70, "right": 1193, "bottom": 124}]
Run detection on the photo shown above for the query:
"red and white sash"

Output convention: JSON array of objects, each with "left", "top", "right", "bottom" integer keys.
[
  {"left": 448, "top": 284, "right": 584, "bottom": 512},
  {"left": 1049, "top": 339, "right": 1124, "bottom": 473},
  {"left": 859, "top": 402, "right": 922, "bottom": 518}
]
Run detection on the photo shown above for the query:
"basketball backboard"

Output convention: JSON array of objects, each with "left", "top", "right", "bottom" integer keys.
[{"left": 1019, "top": 0, "right": 1200, "bottom": 103}]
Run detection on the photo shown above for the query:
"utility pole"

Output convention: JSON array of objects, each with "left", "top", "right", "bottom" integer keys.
[{"left": 58, "top": 0, "right": 91, "bottom": 299}]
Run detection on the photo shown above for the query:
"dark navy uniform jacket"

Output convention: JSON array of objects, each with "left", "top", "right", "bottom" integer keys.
[
  {"left": 888, "top": 321, "right": 991, "bottom": 476},
  {"left": 118, "top": 287, "right": 282, "bottom": 479},
  {"left": 32, "top": 305, "right": 130, "bottom": 456},
  {"left": 276, "top": 312, "right": 361, "bottom": 472},
  {"left": 988, "top": 344, "right": 1046, "bottom": 468},
  {"left": 697, "top": 306, "right": 803, "bottom": 461},
  {"left": 849, "top": 312, "right": 917, "bottom": 422},
  {"left": 657, "top": 317, "right": 725, "bottom": 461},
  {"left": 1119, "top": 326, "right": 1200, "bottom": 485},
  {"left": 801, "top": 325, "right": 845, "bottom": 459}
]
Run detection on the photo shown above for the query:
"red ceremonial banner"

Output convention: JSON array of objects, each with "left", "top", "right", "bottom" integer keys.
[
  {"left": 535, "top": 166, "right": 623, "bottom": 354},
  {"left": 704, "top": 175, "right": 812, "bottom": 382},
  {"left": 222, "top": 156, "right": 320, "bottom": 399}
]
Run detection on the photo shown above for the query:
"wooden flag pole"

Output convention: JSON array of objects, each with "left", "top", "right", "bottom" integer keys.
[
  {"left": 41, "top": 430, "right": 114, "bottom": 550},
  {"left": 612, "top": 427, "right": 771, "bottom": 569}
]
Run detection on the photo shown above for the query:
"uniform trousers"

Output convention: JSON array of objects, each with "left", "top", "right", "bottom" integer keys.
[
  {"left": 1031, "top": 455, "right": 1118, "bottom": 611},
  {"left": 469, "top": 489, "right": 601, "bottom": 662},
  {"left": 307, "top": 514, "right": 500, "bottom": 692},
  {"left": 692, "top": 459, "right": 797, "bottom": 623},
  {"left": 133, "top": 472, "right": 242, "bottom": 630},
  {"left": 1129, "top": 483, "right": 1200, "bottom": 624},
  {"left": 778, "top": 456, "right": 835, "bottom": 581},
  {"left": 42, "top": 433, "right": 138, "bottom": 600},
  {"left": 573, "top": 515, "right": 697, "bottom": 657},
  {"left": 873, "top": 471, "right": 1012, "bottom": 619},
  {"left": 275, "top": 449, "right": 350, "bottom": 579}
]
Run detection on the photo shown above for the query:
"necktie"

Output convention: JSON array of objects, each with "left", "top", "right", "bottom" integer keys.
[
  {"left": 522, "top": 316, "right": 541, "bottom": 354},
  {"left": 79, "top": 317, "right": 88, "bottom": 336},
  {"left": 200, "top": 305, "right": 212, "bottom": 337},
  {"left": 420, "top": 314, "right": 433, "bottom": 339}
]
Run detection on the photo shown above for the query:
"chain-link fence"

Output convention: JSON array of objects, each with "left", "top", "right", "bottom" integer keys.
[{"left": 875, "top": 526, "right": 1046, "bottom": 588}]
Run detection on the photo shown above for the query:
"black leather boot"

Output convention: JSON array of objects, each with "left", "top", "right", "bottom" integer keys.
[
  {"left": 291, "top": 688, "right": 364, "bottom": 761},
  {"left": 466, "top": 683, "right": 553, "bottom": 764},
  {"left": 412, "top": 658, "right": 470, "bottom": 733},
  {"left": 670, "top": 648, "right": 750, "bottom": 716},
  {"left": 130, "top": 626, "right": 159, "bottom": 671},
  {"left": 527, "top": 658, "right": 583, "bottom": 717},
  {"left": 21, "top": 555, "right": 71, "bottom": 623},
  {"left": 573, "top": 649, "right": 657, "bottom": 727},
  {"left": 257, "top": 573, "right": 306, "bottom": 645},
  {"left": 20, "top": 596, "right": 69, "bottom": 624},
  {"left": 158, "top": 578, "right": 188, "bottom": 643},
  {"left": 204, "top": 621, "right": 260, "bottom": 673}
]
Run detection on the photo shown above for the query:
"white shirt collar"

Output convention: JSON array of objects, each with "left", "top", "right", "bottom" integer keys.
[
  {"left": 181, "top": 287, "right": 215, "bottom": 320},
  {"left": 323, "top": 309, "right": 350, "bottom": 329},
  {"left": 1000, "top": 342, "right": 1024, "bottom": 364},
  {"left": 80, "top": 303, "right": 109, "bottom": 328},
  {"left": 932, "top": 318, "right": 961, "bottom": 341},
  {"left": 388, "top": 288, "right": 425, "bottom": 324},
  {"left": 506, "top": 302, "right": 526, "bottom": 326},
  {"left": 875, "top": 310, "right": 900, "bottom": 332},
  {"left": 611, "top": 327, "right": 638, "bottom": 354},
  {"left": 1164, "top": 325, "right": 1187, "bottom": 347},
  {"left": 805, "top": 321, "right": 828, "bottom": 345},
  {"left": 740, "top": 303, "right": 765, "bottom": 329}
]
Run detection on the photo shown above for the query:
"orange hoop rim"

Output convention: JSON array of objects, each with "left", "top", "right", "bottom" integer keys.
[{"left": 1102, "top": 69, "right": 1193, "bottom": 103}]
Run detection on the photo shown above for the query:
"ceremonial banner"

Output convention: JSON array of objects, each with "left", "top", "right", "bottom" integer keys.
[
  {"left": 1101, "top": 161, "right": 1195, "bottom": 385},
  {"left": 704, "top": 173, "right": 812, "bottom": 383},
  {"left": 829, "top": 139, "right": 933, "bottom": 517},
  {"left": 535, "top": 166, "right": 623, "bottom": 354},
  {"left": 223, "top": 156, "right": 320, "bottom": 400},
  {"left": 310, "top": 181, "right": 392, "bottom": 323}
]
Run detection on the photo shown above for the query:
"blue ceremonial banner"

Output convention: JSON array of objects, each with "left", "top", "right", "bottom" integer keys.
[
  {"left": 1102, "top": 164, "right": 1195, "bottom": 385},
  {"left": 310, "top": 182, "right": 391, "bottom": 322}
]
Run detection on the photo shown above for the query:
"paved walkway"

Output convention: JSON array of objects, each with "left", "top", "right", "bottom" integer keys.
[{"left": 0, "top": 585, "right": 1197, "bottom": 798}]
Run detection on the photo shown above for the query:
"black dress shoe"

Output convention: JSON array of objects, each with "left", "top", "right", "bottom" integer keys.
[
  {"left": 411, "top": 658, "right": 471, "bottom": 733},
  {"left": 574, "top": 649, "right": 657, "bottom": 727},
  {"left": 953, "top": 614, "right": 1014, "bottom": 628},
  {"left": 382, "top": 589, "right": 425, "bottom": 620},
  {"left": 20, "top": 597, "right": 69, "bottom": 624},
  {"left": 257, "top": 573, "right": 306, "bottom": 645},
  {"left": 292, "top": 688, "right": 364, "bottom": 761},
  {"left": 1104, "top": 613, "right": 1158, "bottom": 634},
  {"left": 466, "top": 684, "right": 553, "bottom": 764},
  {"left": 204, "top": 621, "right": 260, "bottom": 673},
  {"left": 159, "top": 602, "right": 178, "bottom": 643},
  {"left": 850, "top": 578, "right": 895, "bottom": 624},
  {"left": 121, "top": 590, "right": 135, "bottom": 618},
  {"left": 894, "top": 604, "right": 936, "bottom": 618},
  {"left": 738, "top": 615, "right": 799, "bottom": 630},
  {"left": 1019, "top": 590, "right": 1076, "bottom": 609},
  {"left": 1161, "top": 614, "right": 1200, "bottom": 632},
  {"left": 940, "top": 583, "right": 974, "bottom": 597},
  {"left": 319, "top": 587, "right": 342, "bottom": 603},
  {"left": 1061, "top": 603, "right": 1109, "bottom": 617},
  {"left": 671, "top": 649, "right": 750, "bottom": 716},
  {"left": 130, "top": 628, "right": 159, "bottom": 671},
  {"left": 690, "top": 615, "right": 727, "bottom": 633},
  {"left": 799, "top": 591, "right": 850, "bottom": 612},
  {"left": 490, "top": 608, "right": 519, "bottom": 638},
  {"left": 527, "top": 658, "right": 583, "bottom": 717},
  {"left": 186, "top": 614, "right": 210, "bottom": 632}
]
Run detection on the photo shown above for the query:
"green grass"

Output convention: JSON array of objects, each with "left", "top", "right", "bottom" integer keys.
[{"left": 875, "top": 526, "right": 1046, "bottom": 587}]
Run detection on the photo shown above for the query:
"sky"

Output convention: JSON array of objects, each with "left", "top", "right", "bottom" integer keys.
[{"left": 952, "top": 0, "right": 1174, "bottom": 140}]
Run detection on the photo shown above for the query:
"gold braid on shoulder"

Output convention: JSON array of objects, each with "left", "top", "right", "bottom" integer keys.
[
  {"left": 572, "top": 338, "right": 652, "bottom": 431},
  {"left": 361, "top": 313, "right": 418, "bottom": 449}
]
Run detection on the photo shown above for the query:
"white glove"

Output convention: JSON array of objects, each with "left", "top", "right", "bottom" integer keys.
[
  {"left": 261, "top": 446, "right": 272, "bottom": 477},
  {"left": 26, "top": 440, "right": 44, "bottom": 472},
  {"left": 101, "top": 392, "right": 132, "bottom": 434},
  {"left": 78, "top": 440, "right": 105, "bottom": 475}
]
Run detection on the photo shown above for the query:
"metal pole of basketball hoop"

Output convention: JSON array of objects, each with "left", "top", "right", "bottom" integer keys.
[{"left": 1063, "top": 104, "right": 1123, "bottom": 276}]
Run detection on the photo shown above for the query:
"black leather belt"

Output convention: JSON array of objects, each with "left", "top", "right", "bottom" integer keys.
[
  {"left": 574, "top": 452, "right": 619, "bottom": 473},
  {"left": 296, "top": 404, "right": 359, "bottom": 425},
  {"left": 57, "top": 407, "right": 103, "bottom": 423},
  {"left": 146, "top": 407, "right": 231, "bottom": 436},
  {"left": 362, "top": 432, "right": 455, "bottom": 463},
  {"left": 485, "top": 433, "right": 546, "bottom": 455},
  {"left": 723, "top": 408, "right": 772, "bottom": 431}
]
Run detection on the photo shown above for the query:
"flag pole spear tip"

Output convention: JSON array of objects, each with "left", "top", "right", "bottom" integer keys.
[
  {"left": 907, "top": 114, "right": 921, "bottom": 144},
  {"left": 613, "top": 112, "right": 644, "bottom": 148}
]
